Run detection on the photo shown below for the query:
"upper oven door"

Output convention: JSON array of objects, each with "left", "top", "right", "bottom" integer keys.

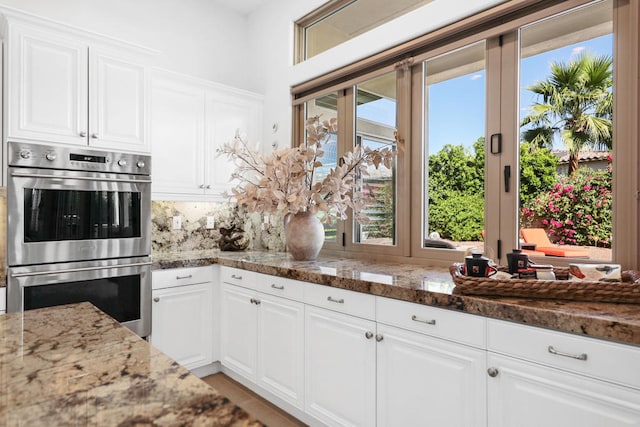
[{"left": 7, "top": 167, "right": 151, "bottom": 266}]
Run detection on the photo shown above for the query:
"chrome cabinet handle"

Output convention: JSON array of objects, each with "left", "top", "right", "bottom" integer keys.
[
  {"left": 411, "top": 315, "right": 436, "bottom": 325},
  {"left": 548, "top": 345, "right": 587, "bottom": 361},
  {"left": 365, "top": 331, "right": 373, "bottom": 339},
  {"left": 375, "top": 334, "right": 384, "bottom": 342},
  {"left": 231, "top": 274, "right": 243, "bottom": 280},
  {"left": 327, "top": 296, "right": 344, "bottom": 304},
  {"left": 199, "top": 184, "right": 205, "bottom": 189},
  {"left": 176, "top": 274, "right": 193, "bottom": 280},
  {"left": 271, "top": 284, "right": 285, "bottom": 290},
  {"left": 91, "top": 133, "right": 99, "bottom": 139},
  {"left": 79, "top": 131, "right": 87, "bottom": 137},
  {"left": 487, "top": 367, "right": 499, "bottom": 377},
  {"left": 250, "top": 298, "right": 255, "bottom": 304},
  {"left": 249, "top": 298, "right": 261, "bottom": 305},
  {"left": 206, "top": 184, "right": 211, "bottom": 189},
  {"left": 153, "top": 297, "right": 160, "bottom": 303}
]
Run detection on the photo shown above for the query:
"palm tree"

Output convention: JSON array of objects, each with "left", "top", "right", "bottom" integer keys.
[{"left": 521, "top": 53, "right": 612, "bottom": 176}]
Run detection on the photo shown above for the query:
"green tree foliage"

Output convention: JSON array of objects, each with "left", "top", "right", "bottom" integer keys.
[
  {"left": 520, "top": 53, "right": 613, "bottom": 176},
  {"left": 519, "top": 142, "right": 559, "bottom": 206}
]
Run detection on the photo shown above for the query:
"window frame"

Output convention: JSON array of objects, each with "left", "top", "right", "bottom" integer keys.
[{"left": 291, "top": 0, "right": 639, "bottom": 269}]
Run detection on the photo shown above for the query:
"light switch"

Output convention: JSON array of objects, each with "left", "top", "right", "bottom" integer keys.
[
  {"left": 172, "top": 216, "right": 182, "bottom": 230},
  {"left": 206, "top": 216, "right": 215, "bottom": 229}
]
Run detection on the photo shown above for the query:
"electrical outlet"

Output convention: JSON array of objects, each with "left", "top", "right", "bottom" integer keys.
[
  {"left": 172, "top": 216, "right": 182, "bottom": 230},
  {"left": 206, "top": 216, "right": 215, "bottom": 229}
]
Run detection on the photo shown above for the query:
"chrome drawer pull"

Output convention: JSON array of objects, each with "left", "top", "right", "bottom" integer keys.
[
  {"left": 231, "top": 274, "right": 243, "bottom": 280},
  {"left": 271, "top": 284, "right": 285, "bottom": 290},
  {"left": 411, "top": 315, "right": 436, "bottom": 325},
  {"left": 327, "top": 296, "right": 344, "bottom": 304},
  {"left": 176, "top": 274, "right": 192, "bottom": 280},
  {"left": 548, "top": 345, "right": 587, "bottom": 361},
  {"left": 365, "top": 331, "right": 373, "bottom": 339}
]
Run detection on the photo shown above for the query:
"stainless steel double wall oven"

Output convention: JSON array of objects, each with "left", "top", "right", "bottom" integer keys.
[{"left": 6, "top": 141, "right": 152, "bottom": 336}]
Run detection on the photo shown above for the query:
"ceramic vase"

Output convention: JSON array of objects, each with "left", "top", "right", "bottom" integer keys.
[{"left": 284, "top": 211, "right": 324, "bottom": 260}]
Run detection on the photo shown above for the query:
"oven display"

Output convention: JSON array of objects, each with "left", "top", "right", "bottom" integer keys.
[{"left": 69, "top": 153, "right": 107, "bottom": 163}]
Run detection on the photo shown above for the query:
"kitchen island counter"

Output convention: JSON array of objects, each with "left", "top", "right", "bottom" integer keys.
[
  {"left": 0, "top": 302, "right": 263, "bottom": 426},
  {"left": 153, "top": 250, "right": 640, "bottom": 346}
]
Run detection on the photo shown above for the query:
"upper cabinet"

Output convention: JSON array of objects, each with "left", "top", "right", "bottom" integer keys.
[
  {"left": 1, "top": 13, "right": 154, "bottom": 153},
  {"left": 150, "top": 69, "right": 263, "bottom": 201}
]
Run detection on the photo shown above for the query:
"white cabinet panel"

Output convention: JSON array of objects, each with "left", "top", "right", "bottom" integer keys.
[
  {"left": 257, "top": 295, "right": 304, "bottom": 409},
  {"left": 0, "top": 287, "right": 5, "bottom": 313},
  {"left": 150, "top": 74, "right": 206, "bottom": 197},
  {"left": 220, "top": 283, "right": 258, "bottom": 380},
  {"left": 305, "top": 305, "right": 376, "bottom": 427},
  {"left": 89, "top": 51, "right": 147, "bottom": 151},
  {"left": 151, "top": 281, "right": 213, "bottom": 370},
  {"left": 488, "top": 353, "right": 640, "bottom": 427},
  {"left": 8, "top": 24, "right": 88, "bottom": 146},
  {"left": 377, "top": 323, "right": 486, "bottom": 427}
]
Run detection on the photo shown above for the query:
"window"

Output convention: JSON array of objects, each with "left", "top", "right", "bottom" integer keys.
[
  {"left": 296, "top": 0, "right": 432, "bottom": 62},
  {"left": 293, "top": 0, "right": 639, "bottom": 269}
]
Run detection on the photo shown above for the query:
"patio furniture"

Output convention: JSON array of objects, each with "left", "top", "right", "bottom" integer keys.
[{"left": 520, "top": 228, "right": 589, "bottom": 258}]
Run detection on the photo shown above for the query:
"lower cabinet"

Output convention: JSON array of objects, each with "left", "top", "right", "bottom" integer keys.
[
  {"left": 487, "top": 353, "right": 640, "bottom": 427},
  {"left": 150, "top": 267, "right": 214, "bottom": 371},
  {"left": 304, "top": 305, "right": 377, "bottom": 427},
  {"left": 376, "top": 323, "right": 486, "bottom": 427},
  {"left": 220, "top": 282, "right": 305, "bottom": 409}
]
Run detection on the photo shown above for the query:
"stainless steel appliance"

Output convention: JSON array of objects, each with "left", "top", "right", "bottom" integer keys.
[
  {"left": 7, "top": 142, "right": 151, "bottom": 266},
  {"left": 7, "top": 257, "right": 151, "bottom": 336},
  {"left": 6, "top": 141, "right": 152, "bottom": 337}
]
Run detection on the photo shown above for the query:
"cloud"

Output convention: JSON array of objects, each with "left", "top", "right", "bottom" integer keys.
[
  {"left": 571, "top": 46, "right": 586, "bottom": 56},
  {"left": 470, "top": 74, "right": 483, "bottom": 81}
]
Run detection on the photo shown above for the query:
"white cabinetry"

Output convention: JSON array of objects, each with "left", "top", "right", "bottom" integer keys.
[
  {"left": 0, "top": 286, "right": 5, "bottom": 314},
  {"left": 150, "top": 267, "right": 214, "bottom": 371},
  {"left": 487, "top": 319, "right": 640, "bottom": 427},
  {"left": 376, "top": 298, "right": 487, "bottom": 427},
  {"left": 220, "top": 268, "right": 304, "bottom": 409},
  {"left": 3, "top": 15, "right": 150, "bottom": 152},
  {"left": 150, "top": 70, "right": 263, "bottom": 201},
  {"left": 304, "top": 284, "right": 377, "bottom": 427}
]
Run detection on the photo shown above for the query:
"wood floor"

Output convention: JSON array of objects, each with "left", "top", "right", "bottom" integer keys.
[{"left": 202, "top": 373, "right": 308, "bottom": 427}]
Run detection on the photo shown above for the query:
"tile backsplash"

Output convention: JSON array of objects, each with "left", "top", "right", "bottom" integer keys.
[{"left": 151, "top": 201, "right": 286, "bottom": 254}]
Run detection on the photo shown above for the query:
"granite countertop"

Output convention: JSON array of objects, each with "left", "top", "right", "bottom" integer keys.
[
  {"left": 153, "top": 250, "right": 640, "bottom": 346},
  {"left": 0, "top": 302, "right": 263, "bottom": 427}
]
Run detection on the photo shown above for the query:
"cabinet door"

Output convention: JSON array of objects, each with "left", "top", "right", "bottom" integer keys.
[
  {"left": 206, "top": 91, "right": 262, "bottom": 197},
  {"left": 376, "top": 324, "right": 487, "bottom": 427},
  {"left": 220, "top": 283, "right": 258, "bottom": 380},
  {"left": 305, "top": 305, "right": 376, "bottom": 427},
  {"left": 256, "top": 294, "right": 304, "bottom": 409},
  {"left": 8, "top": 24, "right": 88, "bottom": 145},
  {"left": 488, "top": 353, "right": 640, "bottom": 427},
  {"left": 150, "top": 282, "right": 213, "bottom": 370},
  {"left": 150, "top": 73, "right": 206, "bottom": 198},
  {"left": 89, "top": 50, "right": 147, "bottom": 152}
]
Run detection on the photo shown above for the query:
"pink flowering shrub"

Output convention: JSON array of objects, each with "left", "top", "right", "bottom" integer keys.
[{"left": 521, "top": 163, "right": 612, "bottom": 248}]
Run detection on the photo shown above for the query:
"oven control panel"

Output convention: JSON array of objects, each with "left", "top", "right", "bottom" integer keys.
[{"left": 8, "top": 141, "right": 151, "bottom": 176}]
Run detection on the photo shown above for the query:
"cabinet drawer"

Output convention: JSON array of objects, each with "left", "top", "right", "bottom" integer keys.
[
  {"left": 488, "top": 319, "right": 640, "bottom": 389},
  {"left": 376, "top": 297, "right": 486, "bottom": 348},
  {"left": 303, "top": 283, "right": 375, "bottom": 320},
  {"left": 152, "top": 266, "right": 214, "bottom": 290},
  {"left": 220, "top": 266, "right": 255, "bottom": 289},
  {"left": 255, "top": 273, "right": 304, "bottom": 301}
]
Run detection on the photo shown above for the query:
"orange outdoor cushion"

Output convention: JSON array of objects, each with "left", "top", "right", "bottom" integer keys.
[{"left": 520, "top": 228, "right": 589, "bottom": 258}]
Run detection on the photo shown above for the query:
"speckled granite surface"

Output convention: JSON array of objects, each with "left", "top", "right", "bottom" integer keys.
[
  {"left": 153, "top": 250, "right": 640, "bottom": 346},
  {"left": 0, "top": 302, "right": 263, "bottom": 427}
]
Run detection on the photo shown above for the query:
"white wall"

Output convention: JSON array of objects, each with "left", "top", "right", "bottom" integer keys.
[
  {"left": 246, "top": 0, "right": 507, "bottom": 150},
  {"left": 0, "top": 0, "right": 251, "bottom": 89}
]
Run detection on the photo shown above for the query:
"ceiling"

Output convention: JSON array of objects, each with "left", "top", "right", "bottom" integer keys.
[{"left": 212, "top": 0, "right": 269, "bottom": 15}]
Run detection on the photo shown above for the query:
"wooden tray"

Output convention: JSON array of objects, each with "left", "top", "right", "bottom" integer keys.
[{"left": 449, "top": 263, "right": 640, "bottom": 304}]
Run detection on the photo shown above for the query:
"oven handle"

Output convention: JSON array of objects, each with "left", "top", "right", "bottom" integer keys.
[
  {"left": 10, "top": 261, "right": 152, "bottom": 278},
  {"left": 10, "top": 171, "right": 151, "bottom": 184}
]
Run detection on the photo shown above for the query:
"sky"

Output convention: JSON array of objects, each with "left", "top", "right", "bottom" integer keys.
[{"left": 357, "top": 34, "right": 613, "bottom": 155}]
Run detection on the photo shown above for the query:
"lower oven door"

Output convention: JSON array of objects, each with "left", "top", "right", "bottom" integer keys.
[{"left": 7, "top": 257, "right": 151, "bottom": 337}]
